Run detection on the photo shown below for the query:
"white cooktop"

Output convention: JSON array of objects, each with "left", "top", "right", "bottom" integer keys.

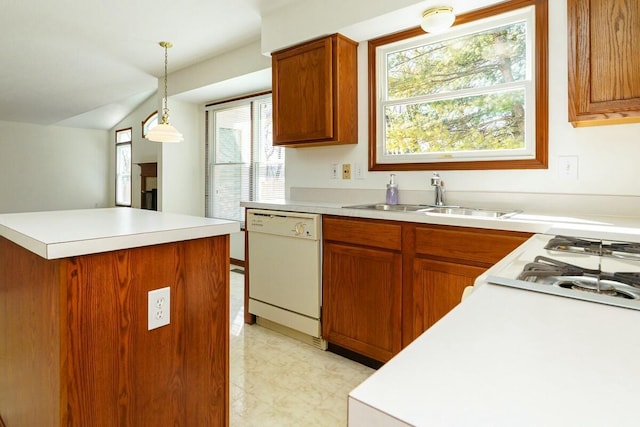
[{"left": 487, "top": 234, "right": 640, "bottom": 311}]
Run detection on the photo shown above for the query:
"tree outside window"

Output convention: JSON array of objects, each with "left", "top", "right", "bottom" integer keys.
[{"left": 370, "top": 0, "right": 548, "bottom": 170}]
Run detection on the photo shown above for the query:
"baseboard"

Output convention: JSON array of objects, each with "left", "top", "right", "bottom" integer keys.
[{"left": 327, "top": 343, "right": 384, "bottom": 370}]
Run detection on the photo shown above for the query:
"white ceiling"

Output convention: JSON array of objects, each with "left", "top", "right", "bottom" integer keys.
[{"left": 0, "top": 0, "right": 296, "bottom": 130}]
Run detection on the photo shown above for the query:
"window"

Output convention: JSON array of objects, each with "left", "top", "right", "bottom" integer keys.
[
  {"left": 205, "top": 93, "right": 284, "bottom": 223},
  {"left": 369, "top": 0, "right": 547, "bottom": 171},
  {"left": 142, "top": 111, "right": 158, "bottom": 137},
  {"left": 115, "top": 128, "right": 132, "bottom": 206}
]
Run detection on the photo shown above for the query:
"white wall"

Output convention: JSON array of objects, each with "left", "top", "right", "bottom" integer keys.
[
  {"left": 262, "top": 0, "right": 439, "bottom": 53},
  {"left": 114, "top": 55, "right": 260, "bottom": 258},
  {"left": 0, "top": 120, "right": 109, "bottom": 213},
  {"left": 230, "top": 231, "right": 245, "bottom": 262},
  {"left": 170, "top": 40, "right": 271, "bottom": 97},
  {"left": 109, "top": 92, "right": 204, "bottom": 216},
  {"left": 158, "top": 98, "right": 204, "bottom": 216},
  {"left": 110, "top": 94, "right": 161, "bottom": 208},
  {"left": 271, "top": 0, "right": 640, "bottom": 209},
  {"left": 146, "top": 0, "right": 640, "bottom": 260}
]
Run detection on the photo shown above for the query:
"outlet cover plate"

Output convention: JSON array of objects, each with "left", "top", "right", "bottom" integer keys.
[
  {"left": 342, "top": 163, "right": 351, "bottom": 179},
  {"left": 148, "top": 287, "right": 170, "bottom": 330}
]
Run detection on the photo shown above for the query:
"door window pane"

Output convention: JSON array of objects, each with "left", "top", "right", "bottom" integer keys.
[
  {"left": 115, "top": 128, "right": 132, "bottom": 206},
  {"left": 205, "top": 95, "right": 284, "bottom": 223}
]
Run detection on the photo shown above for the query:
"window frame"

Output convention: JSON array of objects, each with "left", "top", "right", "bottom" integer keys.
[
  {"left": 115, "top": 127, "right": 132, "bottom": 207},
  {"left": 141, "top": 111, "right": 158, "bottom": 138},
  {"left": 368, "top": 0, "right": 548, "bottom": 171},
  {"left": 204, "top": 91, "right": 284, "bottom": 224}
]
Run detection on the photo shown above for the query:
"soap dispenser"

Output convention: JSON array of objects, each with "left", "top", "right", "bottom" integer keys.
[{"left": 386, "top": 174, "right": 399, "bottom": 205}]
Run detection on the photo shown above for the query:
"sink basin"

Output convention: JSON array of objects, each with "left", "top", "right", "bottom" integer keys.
[
  {"left": 344, "top": 203, "right": 431, "bottom": 212},
  {"left": 421, "top": 206, "right": 520, "bottom": 218},
  {"left": 344, "top": 203, "right": 519, "bottom": 218}
]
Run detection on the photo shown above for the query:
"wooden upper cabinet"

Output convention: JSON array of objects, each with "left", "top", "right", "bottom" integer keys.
[
  {"left": 568, "top": 0, "right": 640, "bottom": 126},
  {"left": 272, "top": 34, "right": 358, "bottom": 147}
]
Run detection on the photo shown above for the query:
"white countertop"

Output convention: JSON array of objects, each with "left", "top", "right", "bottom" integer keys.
[
  {"left": 241, "top": 199, "right": 640, "bottom": 241},
  {"left": 0, "top": 208, "right": 239, "bottom": 259},
  {"left": 242, "top": 199, "right": 640, "bottom": 425},
  {"left": 348, "top": 282, "right": 640, "bottom": 426}
]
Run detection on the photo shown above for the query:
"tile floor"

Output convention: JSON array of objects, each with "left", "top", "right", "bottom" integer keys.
[{"left": 228, "top": 269, "right": 375, "bottom": 426}]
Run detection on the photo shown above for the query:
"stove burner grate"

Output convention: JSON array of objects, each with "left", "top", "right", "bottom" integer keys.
[
  {"left": 544, "top": 236, "right": 640, "bottom": 260},
  {"left": 517, "top": 256, "right": 640, "bottom": 300},
  {"left": 557, "top": 279, "right": 622, "bottom": 297}
]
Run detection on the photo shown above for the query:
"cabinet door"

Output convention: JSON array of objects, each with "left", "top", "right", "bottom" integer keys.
[
  {"left": 412, "top": 258, "right": 485, "bottom": 339},
  {"left": 568, "top": 0, "right": 640, "bottom": 126},
  {"left": 272, "top": 37, "right": 334, "bottom": 144},
  {"left": 322, "top": 241, "right": 402, "bottom": 362}
]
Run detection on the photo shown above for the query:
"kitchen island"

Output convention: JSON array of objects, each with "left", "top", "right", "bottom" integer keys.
[{"left": 0, "top": 208, "right": 239, "bottom": 426}]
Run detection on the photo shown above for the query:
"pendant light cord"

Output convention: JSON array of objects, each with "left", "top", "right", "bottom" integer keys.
[{"left": 159, "top": 41, "right": 172, "bottom": 125}]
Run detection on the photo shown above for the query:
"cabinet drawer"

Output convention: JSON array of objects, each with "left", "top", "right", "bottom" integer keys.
[
  {"left": 415, "top": 225, "right": 530, "bottom": 265},
  {"left": 323, "top": 216, "right": 402, "bottom": 251}
]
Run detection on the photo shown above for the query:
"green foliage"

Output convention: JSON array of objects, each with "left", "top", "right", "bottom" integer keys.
[{"left": 384, "top": 21, "right": 528, "bottom": 155}]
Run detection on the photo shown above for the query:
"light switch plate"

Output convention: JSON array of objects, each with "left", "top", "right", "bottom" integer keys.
[
  {"left": 354, "top": 162, "right": 364, "bottom": 179},
  {"left": 330, "top": 163, "right": 339, "bottom": 179},
  {"left": 558, "top": 155, "right": 578, "bottom": 179}
]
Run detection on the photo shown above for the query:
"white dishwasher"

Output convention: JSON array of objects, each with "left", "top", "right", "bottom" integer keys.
[{"left": 247, "top": 209, "right": 326, "bottom": 349}]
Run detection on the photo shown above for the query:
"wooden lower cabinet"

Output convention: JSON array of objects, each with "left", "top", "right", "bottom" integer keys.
[
  {"left": 409, "top": 225, "right": 530, "bottom": 341},
  {"left": 322, "top": 216, "right": 403, "bottom": 363},
  {"left": 321, "top": 216, "right": 531, "bottom": 362},
  {"left": 322, "top": 241, "right": 403, "bottom": 363},
  {"left": 412, "top": 258, "right": 486, "bottom": 337}
]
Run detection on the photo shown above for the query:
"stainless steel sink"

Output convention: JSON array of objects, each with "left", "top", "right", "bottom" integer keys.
[
  {"left": 421, "top": 206, "right": 520, "bottom": 218},
  {"left": 344, "top": 203, "right": 519, "bottom": 218},
  {"left": 344, "top": 203, "right": 432, "bottom": 212}
]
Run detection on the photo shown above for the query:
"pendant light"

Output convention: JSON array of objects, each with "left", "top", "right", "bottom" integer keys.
[
  {"left": 146, "top": 41, "right": 184, "bottom": 143},
  {"left": 420, "top": 6, "right": 456, "bottom": 34}
]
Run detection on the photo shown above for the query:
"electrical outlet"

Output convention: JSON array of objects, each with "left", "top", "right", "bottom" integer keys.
[
  {"left": 342, "top": 163, "right": 351, "bottom": 179},
  {"left": 330, "top": 163, "right": 339, "bottom": 179},
  {"left": 148, "top": 287, "right": 170, "bottom": 330}
]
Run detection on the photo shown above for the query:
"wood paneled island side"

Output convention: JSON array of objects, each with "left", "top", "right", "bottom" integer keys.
[{"left": 0, "top": 208, "right": 239, "bottom": 426}]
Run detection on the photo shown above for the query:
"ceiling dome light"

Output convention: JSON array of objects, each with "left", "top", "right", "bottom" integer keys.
[
  {"left": 146, "top": 41, "right": 183, "bottom": 143},
  {"left": 420, "top": 6, "right": 456, "bottom": 34}
]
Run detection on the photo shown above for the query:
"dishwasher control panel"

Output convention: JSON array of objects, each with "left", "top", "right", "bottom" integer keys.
[{"left": 246, "top": 209, "right": 320, "bottom": 240}]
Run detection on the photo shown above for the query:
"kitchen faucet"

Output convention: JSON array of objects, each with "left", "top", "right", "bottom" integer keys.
[{"left": 430, "top": 172, "right": 445, "bottom": 206}]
